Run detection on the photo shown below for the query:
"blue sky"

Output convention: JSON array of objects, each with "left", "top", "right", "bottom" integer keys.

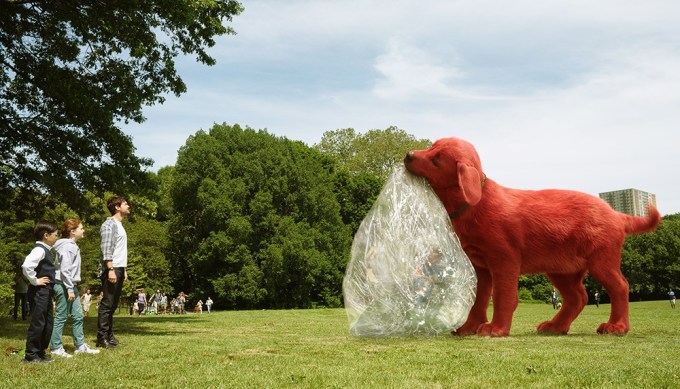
[{"left": 124, "top": 0, "right": 680, "bottom": 215}]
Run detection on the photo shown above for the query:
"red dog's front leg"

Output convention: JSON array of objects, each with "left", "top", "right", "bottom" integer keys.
[
  {"left": 452, "top": 266, "right": 492, "bottom": 336},
  {"left": 477, "top": 270, "right": 519, "bottom": 337}
]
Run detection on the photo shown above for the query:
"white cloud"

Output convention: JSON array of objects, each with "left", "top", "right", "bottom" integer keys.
[
  {"left": 125, "top": 0, "right": 680, "bottom": 214},
  {"left": 372, "top": 39, "right": 465, "bottom": 100}
]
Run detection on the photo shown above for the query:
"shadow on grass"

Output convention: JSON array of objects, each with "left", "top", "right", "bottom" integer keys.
[
  {"left": 114, "top": 314, "right": 211, "bottom": 337},
  {"left": 0, "top": 314, "right": 212, "bottom": 344}
]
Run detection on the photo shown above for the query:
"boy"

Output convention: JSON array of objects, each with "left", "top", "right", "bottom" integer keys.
[{"left": 21, "top": 221, "right": 59, "bottom": 363}]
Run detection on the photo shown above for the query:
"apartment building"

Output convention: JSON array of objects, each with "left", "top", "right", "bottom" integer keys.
[{"left": 598, "top": 188, "right": 657, "bottom": 217}]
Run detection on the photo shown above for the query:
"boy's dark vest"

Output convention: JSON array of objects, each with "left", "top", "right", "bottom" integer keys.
[{"left": 33, "top": 244, "right": 56, "bottom": 288}]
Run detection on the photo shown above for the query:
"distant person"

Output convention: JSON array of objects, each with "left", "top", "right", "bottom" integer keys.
[
  {"left": 14, "top": 269, "right": 29, "bottom": 320},
  {"left": 594, "top": 291, "right": 600, "bottom": 308},
  {"left": 81, "top": 289, "right": 92, "bottom": 317},
  {"left": 551, "top": 288, "right": 559, "bottom": 310},
  {"left": 137, "top": 289, "right": 147, "bottom": 315},
  {"left": 160, "top": 293, "right": 168, "bottom": 315},
  {"left": 151, "top": 290, "right": 162, "bottom": 314},
  {"left": 50, "top": 219, "right": 100, "bottom": 358},
  {"left": 196, "top": 299, "right": 203, "bottom": 314},
  {"left": 21, "top": 221, "right": 59, "bottom": 363},
  {"left": 205, "top": 297, "right": 213, "bottom": 313},
  {"left": 97, "top": 196, "right": 130, "bottom": 349},
  {"left": 668, "top": 288, "right": 676, "bottom": 309},
  {"left": 178, "top": 291, "right": 186, "bottom": 314}
]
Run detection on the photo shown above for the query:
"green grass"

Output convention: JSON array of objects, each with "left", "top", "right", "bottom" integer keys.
[{"left": 1, "top": 301, "right": 679, "bottom": 388}]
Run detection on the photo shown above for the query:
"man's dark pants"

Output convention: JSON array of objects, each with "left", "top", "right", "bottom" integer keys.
[
  {"left": 97, "top": 267, "right": 124, "bottom": 342},
  {"left": 14, "top": 292, "right": 27, "bottom": 320}
]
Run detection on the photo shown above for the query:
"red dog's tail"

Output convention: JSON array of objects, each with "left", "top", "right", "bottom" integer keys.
[{"left": 621, "top": 206, "right": 661, "bottom": 235}]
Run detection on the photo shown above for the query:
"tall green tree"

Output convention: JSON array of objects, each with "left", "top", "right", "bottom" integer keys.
[
  {"left": 315, "top": 126, "right": 431, "bottom": 182},
  {"left": 330, "top": 169, "right": 382, "bottom": 235},
  {"left": 170, "top": 124, "right": 350, "bottom": 309},
  {"left": 619, "top": 216, "right": 680, "bottom": 299},
  {"left": 0, "top": 1, "right": 243, "bottom": 208}
]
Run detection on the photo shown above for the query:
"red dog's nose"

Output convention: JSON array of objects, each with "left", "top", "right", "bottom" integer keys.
[{"left": 404, "top": 151, "right": 415, "bottom": 164}]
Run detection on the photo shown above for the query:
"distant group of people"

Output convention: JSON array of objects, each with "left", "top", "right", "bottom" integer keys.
[
  {"left": 551, "top": 289, "right": 598, "bottom": 309},
  {"left": 548, "top": 288, "right": 677, "bottom": 309},
  {"left": 130, "top": 290, "right": 212, "bottom": 315}
]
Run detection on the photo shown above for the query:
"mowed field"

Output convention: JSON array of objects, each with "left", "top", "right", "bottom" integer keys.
[{"left": 1, "top": 301, "right": 678, "bottom": 388}]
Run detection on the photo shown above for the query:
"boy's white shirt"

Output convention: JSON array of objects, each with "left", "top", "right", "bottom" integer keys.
[{"left": 21, "top": 241, "right": 51, "bottom": 286}]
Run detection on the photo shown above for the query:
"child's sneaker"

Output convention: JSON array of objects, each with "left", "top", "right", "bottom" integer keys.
[
  {"left": 74, "top": 343, "right": 100, "bottom": 355},
  {"left": 51, "top": 347, "right": 73, "bottom": 358}
]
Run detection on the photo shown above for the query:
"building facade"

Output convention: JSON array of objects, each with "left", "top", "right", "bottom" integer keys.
[{"left": 598, "top": 188, "right": 657, "bottom": 217}]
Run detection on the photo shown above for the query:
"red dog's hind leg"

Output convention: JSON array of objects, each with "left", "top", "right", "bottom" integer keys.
[
  {"left": 589, "top": 263, "right": 630, "bottom": 335},
  {"left": 453, "top": 266, "right": 492, "bottom": 336},
  {"left": 537, "top": 271, "right": 588, "bottom": 335}
]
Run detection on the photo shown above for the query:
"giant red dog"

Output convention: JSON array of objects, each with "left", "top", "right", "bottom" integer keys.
[{"left": 404, "top": 137, "right": 660, "bottom": 336}]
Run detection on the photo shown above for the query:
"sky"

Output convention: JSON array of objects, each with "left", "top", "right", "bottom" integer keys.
[{"left": 124, "top": 0, "right": 680, "bottom": 215}]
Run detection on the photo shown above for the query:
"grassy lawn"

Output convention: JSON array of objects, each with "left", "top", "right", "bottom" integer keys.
[{"left": 1, "top": 301, "right": 678, "bottom": 388}]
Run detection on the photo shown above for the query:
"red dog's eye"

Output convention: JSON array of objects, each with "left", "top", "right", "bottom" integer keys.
[{"left": 430, "top": 156, "right": 439, "bottom": 167}]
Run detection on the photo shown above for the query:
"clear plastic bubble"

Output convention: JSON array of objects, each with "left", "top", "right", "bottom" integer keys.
[{"left": 343, "top": 166, "right": 477, "bottom": 337}]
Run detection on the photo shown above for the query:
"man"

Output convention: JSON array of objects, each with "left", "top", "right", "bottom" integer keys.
[
  {"left": 96, "top": 196, "right": 130, "bottom": 349},
  {"left": 14, "top": 269, "right": 29, "bottom": 320},
  {"left": 669, "top": 288, "right": 676, "bottom": 309}
]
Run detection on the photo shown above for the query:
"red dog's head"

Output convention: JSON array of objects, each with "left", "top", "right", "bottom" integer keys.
[{"left": 404, "top": 137, "right": 485, "bottom": 214}]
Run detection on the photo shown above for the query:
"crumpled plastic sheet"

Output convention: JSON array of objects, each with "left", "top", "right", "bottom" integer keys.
[{"left": 343, "top": 165, "right": 477, "bottom": 337}]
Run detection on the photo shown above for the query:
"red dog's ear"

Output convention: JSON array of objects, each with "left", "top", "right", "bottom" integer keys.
[{"left": 457, "top": 163, "right": 483, "bottom": 206}]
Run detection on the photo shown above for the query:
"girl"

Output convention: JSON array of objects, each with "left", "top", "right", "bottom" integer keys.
[{"left": 50, "top": 219, "right": 100, "bottom": 357}]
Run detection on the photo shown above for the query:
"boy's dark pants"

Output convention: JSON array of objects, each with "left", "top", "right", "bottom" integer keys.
[
  {"left": 25, "top": 285, "right": 53, "bottom": 360},
  {"left": 97, "top": 267, "right": 124, "bottom": 342}
]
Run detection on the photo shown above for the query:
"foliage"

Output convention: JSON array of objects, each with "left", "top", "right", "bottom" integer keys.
[
  {"left": 619, "top": 215, "right": 680, "bottom": 300},
  {"left": 124, "top": 217, "right": 172, "bottom": 297},
  {"left": 518, "top": 274, "right": 554, "bottom": 302},
  {"left": 330, "top": 169, "right": 382, "bottom": 235},
  {"left": 152, "top": 166, "right": 176, "bottom": 222},
  {"left": 315, "top": 126, "right": 431, "bottom": 182},
  {"left": 0, "top": 0, "right": 243, "bottom": 207},
  {"left": 170, "top": 124, "right": 350, "bottom": 309}
]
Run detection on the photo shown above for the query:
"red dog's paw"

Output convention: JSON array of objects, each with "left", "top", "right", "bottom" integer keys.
[
  {"left": 596, "top": 322, "right": 629, "bottom": 335},
  {"left": 536, "top": 320, "right": 569, "bottom": 335},
  {"left": 477, "top": 323, "right": 509, "bottom": 337},
  {"left": 451, "top": 322, "right": 483, "bottom": 336}
]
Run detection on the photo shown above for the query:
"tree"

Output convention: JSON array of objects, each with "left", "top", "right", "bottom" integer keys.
[
  {"left": 0, "top": 1, "right": 243, "bottom": 208},
  {"left": 331, "top": 169, "right": 382, "bottom": 235},
  {"left": 620, "top": 216, "right": 680, "bottom": 300},
  {"left": 315, "top": 126, "right": 431, "bottom": 182},
  {"left": 125, "top": 217, "right": 172, "bottom": 296},
  {"left": 170, "top": 124, "right": 350, "bottom": 309},
  {"left": 316, "top": 126, "right": 430, "bottom": 237}
]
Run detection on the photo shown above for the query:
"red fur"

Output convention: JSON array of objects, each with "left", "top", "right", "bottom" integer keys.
[{"left": 404, "top": 137, "right": 661, "bottom": 336}]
